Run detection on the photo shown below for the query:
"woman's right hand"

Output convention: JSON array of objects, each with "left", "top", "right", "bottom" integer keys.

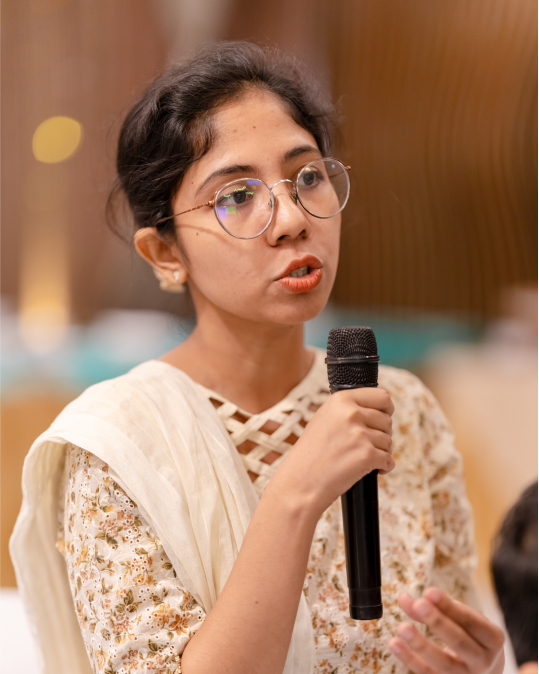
[{"left": 270, "top": 387, "right": 395, "bottom": 518}]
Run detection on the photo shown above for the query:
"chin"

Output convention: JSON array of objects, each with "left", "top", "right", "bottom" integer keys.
[{"left": 265, "top": 292, "right": 329, "bottom": 326}]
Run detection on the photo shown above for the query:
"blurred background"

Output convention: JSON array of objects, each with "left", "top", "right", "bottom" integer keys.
[{"left": 1, "top": 1, "right": 537, "bottom": 671}]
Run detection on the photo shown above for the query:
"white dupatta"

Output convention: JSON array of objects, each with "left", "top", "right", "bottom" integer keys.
[{"left": 10, "top": 360, "right": 315, "bottom": 674}]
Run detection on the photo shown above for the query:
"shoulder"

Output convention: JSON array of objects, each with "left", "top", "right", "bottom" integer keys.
[
  {"left": 379, "top": 364, "right": 440, "bottom": 411},
  {"left": 36, "top": 359, "right": 205, "bottom": 456},
  {"left": 379, "top": 364, "right": 453, "bottom": 441},
  {"left": 68, "top": 360, "right": 180, "bottom": 406},
  {"left": 56, "top": 360, "right": 193, "bottom": 423},
  {"left": 379, "top": 363, "right": 426, "bottom": 394}
]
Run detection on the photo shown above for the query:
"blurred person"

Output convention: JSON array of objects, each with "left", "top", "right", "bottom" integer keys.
[
  {"left": 11, "top": 42, "right": 505, "bottom": 674},
  {"left": 491, "top": 482, "right": 538, "bottom": 673}
]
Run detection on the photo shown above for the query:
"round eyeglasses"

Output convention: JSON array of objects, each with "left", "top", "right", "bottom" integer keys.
[{"left": 157, "top": 158, "right": 351, "bottom": 240}]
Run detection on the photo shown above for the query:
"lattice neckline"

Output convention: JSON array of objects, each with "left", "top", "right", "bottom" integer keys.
[{"left": 196, "top": 348, "right": 330, "bottom": 495}]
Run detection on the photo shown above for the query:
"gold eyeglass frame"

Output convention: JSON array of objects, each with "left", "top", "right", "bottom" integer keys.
[{"left": 155, "top": 157, "right": 351, "bottom": 240}]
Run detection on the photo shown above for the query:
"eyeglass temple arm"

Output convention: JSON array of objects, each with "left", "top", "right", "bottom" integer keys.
[{"left": 154, "top": 200, "right": 215, "bottom": 226}]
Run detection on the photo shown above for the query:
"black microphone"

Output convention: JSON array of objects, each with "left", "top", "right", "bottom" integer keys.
[{"left": 326, "top": 326, "right": 383, "bottom": 621}]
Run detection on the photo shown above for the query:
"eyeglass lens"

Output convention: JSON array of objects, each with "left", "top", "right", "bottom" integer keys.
[
  {"left": 296, "top": 159, "right": 350, "bottom": 220},
  {"left": 214, "top": 159, "right": 350, "bottom": 240}
]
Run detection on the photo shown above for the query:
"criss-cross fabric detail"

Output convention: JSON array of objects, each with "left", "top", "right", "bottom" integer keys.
[{"left": 197, "top": 349, "right": 330, "bottom": 496}]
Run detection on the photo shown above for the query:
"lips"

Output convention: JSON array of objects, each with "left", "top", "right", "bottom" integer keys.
[
  {"left": 278, "top": 255, "right": 323, "bottom": 280},
  {"left": 277, "top": 254, "right": 323, "bottom": 293}
]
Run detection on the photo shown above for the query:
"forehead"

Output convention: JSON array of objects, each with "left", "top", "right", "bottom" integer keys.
[
  {"left": 212, "top": 89, "right": 314, "bottom": 146},
  {"left": 209, "top": 90, "right": 315, "bottom": 159},
  {"left": 177, "top": 89, "right": 319, "bottom": 197}
]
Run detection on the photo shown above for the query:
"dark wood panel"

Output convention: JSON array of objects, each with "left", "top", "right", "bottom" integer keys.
[
  {"left": 1, "top": 0, "right": 172, "bottom": 322},
  {"left": 225, "top": 0, "right": 538, "bottom": 316},
  {"left": 3, "top": 0, "right": 536, "bottom": 321}
]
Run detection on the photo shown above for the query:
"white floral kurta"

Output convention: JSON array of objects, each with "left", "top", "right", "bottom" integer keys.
[{"left": 56, "top": 358, "right": 477, "bottom": 674}]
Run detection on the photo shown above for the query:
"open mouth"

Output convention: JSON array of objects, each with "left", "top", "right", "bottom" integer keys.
[
  {"left": 277, "top": 255, "right": 323, "bottom": 292},
  {"left": 288, "top": 266, "right": 310, "bottom": 278}
]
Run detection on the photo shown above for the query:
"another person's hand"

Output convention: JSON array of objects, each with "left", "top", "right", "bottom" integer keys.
[
  {"left": 389, "top": 588, "right": 505, "bottom": 674},
  {"left": 519, "top": 664, "right": 538, "bottom": 674}
]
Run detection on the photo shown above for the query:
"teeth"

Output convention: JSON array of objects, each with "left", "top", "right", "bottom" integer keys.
[{"left": 289, "top": 266, "right": 309, "bottom": 278}]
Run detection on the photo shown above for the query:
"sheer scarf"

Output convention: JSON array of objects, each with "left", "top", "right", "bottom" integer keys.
[{"left": 10, "top": 361, "right": 315, "bottom": 674}]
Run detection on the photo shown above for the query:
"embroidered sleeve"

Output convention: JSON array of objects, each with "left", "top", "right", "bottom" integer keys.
[
  {"left": 57, "top": 444, "right": 205, "bottom": 674},
  {"left": 416, "top": 382, "right": 479, "bottom": 608}
]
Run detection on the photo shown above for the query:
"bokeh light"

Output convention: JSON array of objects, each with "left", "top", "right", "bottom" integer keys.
[{"left": 32, "top": 116, "right": 82, "bottom": 164}]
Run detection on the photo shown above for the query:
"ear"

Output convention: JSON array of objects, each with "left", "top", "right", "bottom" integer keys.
[{"left": 134, "top": 228, "right": 188, "bottom": 285}]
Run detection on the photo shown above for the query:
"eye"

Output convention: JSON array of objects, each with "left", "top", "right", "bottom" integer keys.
[
  {"left": 298, "top": 168, "right": 324, "bottom": 189},
  {"left": 216, "top": 184, "right": 255, "bottom": 208}
]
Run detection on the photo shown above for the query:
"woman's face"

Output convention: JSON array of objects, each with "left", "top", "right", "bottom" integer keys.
[{"left": 172, "top": 89, "right": 341, "bottom": 327}]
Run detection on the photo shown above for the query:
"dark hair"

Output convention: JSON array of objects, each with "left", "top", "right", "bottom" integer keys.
[
  {"left": 491, "top": 481, "right": 538, "bottom": 666},
  {"left": 108, "top": 41, "right": 337, "bottom": 242}
]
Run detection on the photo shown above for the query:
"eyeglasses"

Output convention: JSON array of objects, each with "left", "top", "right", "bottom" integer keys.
[{"left": 156, "top": 158, "right": 351, "bottom": 240}]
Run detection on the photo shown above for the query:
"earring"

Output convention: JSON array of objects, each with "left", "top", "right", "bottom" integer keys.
[{"left": 153, "top": 268, "right": 186, "bottom": 294}]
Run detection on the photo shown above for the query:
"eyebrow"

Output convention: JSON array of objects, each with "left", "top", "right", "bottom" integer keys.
[
  {"left": 195, "top": 164, "right": 256, "bottom": 198},
  {"left": 281, "top": 145, "right": 321, "bottom": 163},
  {"left": 195, "top": 145, "right": 322, "bottom": 198}
]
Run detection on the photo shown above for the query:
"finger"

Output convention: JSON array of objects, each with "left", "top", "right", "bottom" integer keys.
[
  {"left": 423, "top": 587, "right": 505, "bottom": 652},
  {"left": 359, "top": 446, "right": 394, "bottom": 475},
  {"left": 398, "top": 593, "right": 486, "bottom": 668},
  {"left": 347, "top": 387, "right": 395, "bottom": 415},
  {"left": 365, "top": 428, "right": 393, "bottom": 452},
  {"left": 362, "top": 408, "right": 393, "bottom": 435},
  {"left": 389, "top": 637, "right": 450, "bottom": 674},
  {"left": 393, "top": 622, "right": 467, "bottom": 673}
]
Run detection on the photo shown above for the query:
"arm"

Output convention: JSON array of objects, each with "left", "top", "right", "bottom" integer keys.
[
  {"left": 181, "top": 387, "right": 395, "bottom": 674},
  {"left": 59, "top": 445, "right": 205, "bottom": 673},
  {"left": 181, "top": 479, "right": 318, "bottom": 674}
]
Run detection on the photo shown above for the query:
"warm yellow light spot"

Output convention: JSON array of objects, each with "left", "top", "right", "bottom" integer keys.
[
  {"left": 19, "top": 164, "right": 71, "bottom": 354},
  {"left": 32, "top": 116, "right": 83, "bottom": 164}
]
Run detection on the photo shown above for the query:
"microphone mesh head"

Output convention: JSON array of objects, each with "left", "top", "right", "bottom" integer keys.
[{"left": 327, "top": 326, "right": 379, "bottom": 390}]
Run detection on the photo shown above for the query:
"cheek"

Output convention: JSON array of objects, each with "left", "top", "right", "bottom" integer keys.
[
  {"left": 180, "top": 224, "right": 264, "bottom": 298},
  {"left": 316, "top": 215, "right": 341, "bottom": 272}
]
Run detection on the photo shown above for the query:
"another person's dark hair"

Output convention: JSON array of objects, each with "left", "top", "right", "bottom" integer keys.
[
  {"left": 108, "top": 41, "right": 337, "bottom": 242},
  {"left": 491, "top": 481, "right": 538, "bottom": 667}
]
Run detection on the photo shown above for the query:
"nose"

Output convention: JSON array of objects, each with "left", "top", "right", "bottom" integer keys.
[{"left": 266, "top": 181, "right": 310, "bottom": 244}]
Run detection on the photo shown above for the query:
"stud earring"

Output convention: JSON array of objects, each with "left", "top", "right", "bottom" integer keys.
[{"left": 153, "top": 268, "right": 185, "bottom": 294}]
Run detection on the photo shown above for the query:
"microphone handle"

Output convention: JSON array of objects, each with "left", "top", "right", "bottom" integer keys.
[{"left": 341, "top": 469, "right": 383, "bottom": 620}]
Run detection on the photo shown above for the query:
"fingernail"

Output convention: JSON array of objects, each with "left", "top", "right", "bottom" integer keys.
[
  {"left": 415, "top": 599, "right": 431, "bottom": 617},
  {"left": 388, "top": 638, "right": 402, "bottom": 655},
  {"left": 426, "top": 588, "right": 442, "bottom": 604},
  {"left": 399, "top": 624, "right": 414, "bottom": 642}
]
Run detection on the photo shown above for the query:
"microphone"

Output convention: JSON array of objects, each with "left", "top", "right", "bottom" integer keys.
[{"left": 326, "top": 326, "right": 383, "bottom": 621}]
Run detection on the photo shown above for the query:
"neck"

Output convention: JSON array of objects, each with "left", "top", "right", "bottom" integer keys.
[{"left": 160, "top": 306, "right": 314, "bottom": 414}]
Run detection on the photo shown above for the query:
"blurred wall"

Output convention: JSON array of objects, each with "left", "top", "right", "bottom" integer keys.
[
  {"left": 1, "top": 0, "right": 172, "bottom": 325},
  {"left": 226, "top": 0, "right": 538, "bottom": 317},
  {"left": 2, "top": 0, "right": 537, "bottom": 323}
]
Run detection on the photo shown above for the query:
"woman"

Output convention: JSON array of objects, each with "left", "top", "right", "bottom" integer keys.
[{"left": 11, "top": 42, "right": 504, "bottom": 674}]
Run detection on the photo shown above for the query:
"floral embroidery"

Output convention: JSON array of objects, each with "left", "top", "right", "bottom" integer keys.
[
  {"left": 57, "top": 360, "right": 477, "bottom": 674},
  {"left": 57, "top": 446, "right": 203, "bottom": 673}
]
